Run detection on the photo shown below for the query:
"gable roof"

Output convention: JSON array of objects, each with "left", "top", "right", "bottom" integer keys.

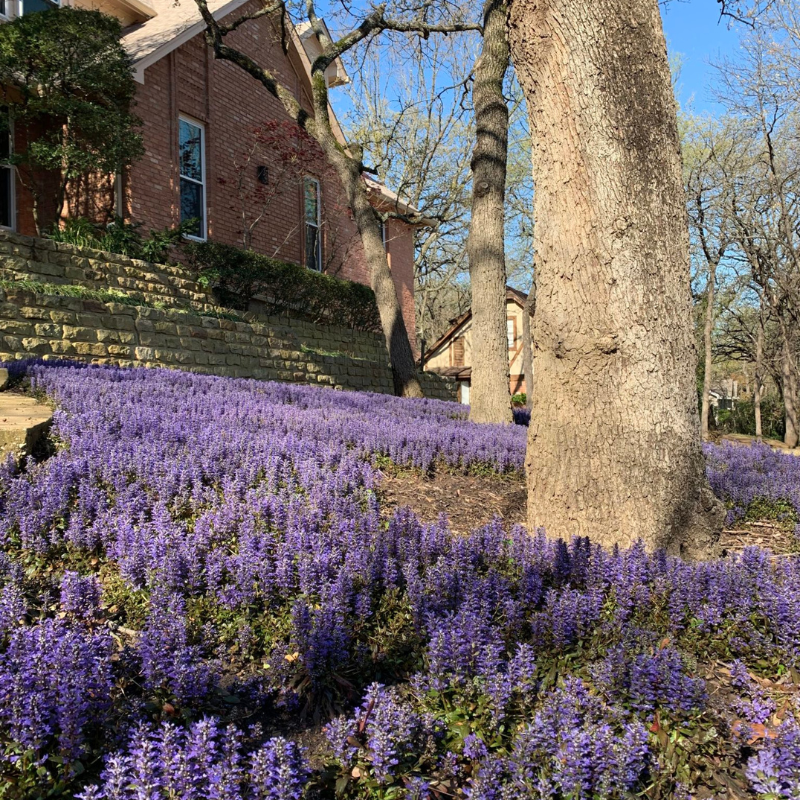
[
  {"left": 422, "top": 287, "right": 528, "bottom": 362},
  {"left": 120, "top": 3, "right": 429, "bottom": 221},
  {"left": 122, "top": 0, "right": 247, "bottom": 81}
]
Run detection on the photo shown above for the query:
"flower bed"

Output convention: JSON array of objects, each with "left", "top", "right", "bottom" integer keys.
[{"left": 0, "top": 363, "right": 799, "bottom": 798}]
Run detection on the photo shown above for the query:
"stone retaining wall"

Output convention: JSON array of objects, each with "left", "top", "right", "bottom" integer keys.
[{"left": 0, "top": 232, "right": 457, "bottom": 401}]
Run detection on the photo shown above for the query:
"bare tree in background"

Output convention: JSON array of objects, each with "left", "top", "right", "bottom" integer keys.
[
  {"left": 715, "top": 25, "right": 800, "bottom": 446},
  {"left": 194, "top": 0, "right": 480, "bottom": 397},
  {"left": 343, "top": 36, "right": 475, "bottom": 353},
  {"left": 683, "top": 117, "right": 736, "bottom": 440}
]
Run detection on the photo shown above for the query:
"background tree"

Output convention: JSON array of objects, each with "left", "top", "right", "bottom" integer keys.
[
  {"left": 508, "top": 0, "right": 724, "bottom": 555},
  {"left": 466, "top": 0, "right": 513, "bottom": 424},
  {"left": 0, "top": 7, "right": 142, "bottom": 234},
  {"left": 195, "top": 0, "right": 480, "bottom": 398},
  {"left": 714, "top": 25, "right": 800, "bottom": 446},
  {"left": 344, "top": 27, "right": 534, "bottom": 401},
  {"left": 343, "top": 36, "right": 475, "bottom": 354},
  {"left": 682, "top": 117, "right": 735, "bottom": 440}
]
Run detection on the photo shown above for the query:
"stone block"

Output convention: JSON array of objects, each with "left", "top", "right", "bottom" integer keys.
[
  {"left": 96, "top": 329, "right": 120, "bottom": 344},
  {"left": 33, "top": 323, "right": 61, "bottom": 338},
  {"left": 73, "top": 341, "right": 107, "bottom": 357},
  {"left": 49, "top": 310, "right": 77, "bottom": 325},
  {"left": 134, "top": 346, "right": 155, "bottom": 361},
  {"left": 18, "top": 305, "right": 49, "bottom": 321}
]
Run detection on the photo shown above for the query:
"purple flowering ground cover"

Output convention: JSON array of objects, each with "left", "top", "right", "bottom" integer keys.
[{"left": 0, "top": 363, "right": 800, "bottom": 799}]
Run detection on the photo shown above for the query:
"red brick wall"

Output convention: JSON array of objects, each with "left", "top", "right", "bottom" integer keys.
[
  {"left": 385, "top": 217, "right": 417, "bottom": 357},
  {"left": 124, "top": 7, "right": 416, "bottom": 337}
]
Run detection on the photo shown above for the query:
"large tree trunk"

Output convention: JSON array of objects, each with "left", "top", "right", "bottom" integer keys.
[
  {"left": 508, "top": 0, "right": 723, "bottom": 556},
  {"left": 467, "top": 0, "right": 513, "bottom": 424},
  {"left": 700, "top": 259, "right": 717, "bottom": 441},
  {"left": 779, "top": 315, "right": 799, "bottom": 447}
]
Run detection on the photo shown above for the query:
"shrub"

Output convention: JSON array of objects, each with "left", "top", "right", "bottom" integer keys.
[
  {"left": 185, "top": 240, "right": 381, "bottom": 331},
  {"left": 716, "top": 393, "right": 785, "bottom": 441},
  {"left": 47, "top": 216, "right": 194, "bottom": 265},
  {"left": 0, "top": 8, "right": 143, "bottom": 232}
]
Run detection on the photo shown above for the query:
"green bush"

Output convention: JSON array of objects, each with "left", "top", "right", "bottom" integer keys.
[
  {"left": 47, "top": 216, "right": 194, "bottom": 265},
  {"left": 511, "top": 392, "right": 526, "bottom": 406},
  {"left": 715, "top": 393, "right": 785, "bottom": 441},
  {"left": 0, "top": 7, "right": 143, "bottom": 231},
  {"left": 185, "top": 240, "right": 381, "bottom": 332}
]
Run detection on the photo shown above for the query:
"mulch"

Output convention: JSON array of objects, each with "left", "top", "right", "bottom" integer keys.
[
  {"left": 378, "top": 468, "right": 798, "bottom": 557},
  {"left": 377, "top": 468, "right": 527, "bottom": 535}
]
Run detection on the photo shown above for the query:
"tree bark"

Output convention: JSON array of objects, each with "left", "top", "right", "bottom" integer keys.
[
  {"left": 522, "top": 279, "right": 536, "bottom": 411},
  {"left": 508, "top": 0, "right": 723, "bottom": 556},
  {"left": 700, "top": 259, "right": 717, "bottom": 441},
  {"left": 467, "top": 0, "right": 513, "bottom": 424}
]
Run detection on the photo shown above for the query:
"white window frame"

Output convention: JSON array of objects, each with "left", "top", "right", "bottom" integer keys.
[
  {"left": 507, "top": 318, "right": 515, "bottom": 349},
  {"left": 304, "top": 176, "right": 322, "bottom": 271},
  {"left": 178, "top": 115, "right": 207, "bottom": 242},
  {"left": 0, "top": 112, "right": 15, "bottom": 232}
]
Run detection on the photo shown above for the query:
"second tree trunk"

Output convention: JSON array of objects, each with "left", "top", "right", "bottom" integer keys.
[{"left": 467, "top": 0, "right": 513, "bottom": 424}]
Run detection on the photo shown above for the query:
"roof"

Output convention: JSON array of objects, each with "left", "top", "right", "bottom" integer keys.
[
  {"left": 122, "top": 0, "right": 244, "bottom": 78},
  {"left": 422, "top": 287, "right": 528, "bottom": 362},
  {"left": 363, "top": 174, "right": 434, "bottom": 226},
  {"left": 294, "top": 20, "right": 349, "bottom": 88},
  {"left": 122, "top": 0, "right": 340, "bottom": 91},
  {"left": 119, "top": 3, "right": 429, "bottom": 224},
  {"left": 426, "top": 366, "right": 472, "bottom": 381}
]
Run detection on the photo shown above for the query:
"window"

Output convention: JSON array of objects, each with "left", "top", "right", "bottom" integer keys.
[
  {"left": 179, "top": 117, "right": 206, "bottom": 240},
  {"left": 379, "top": 220, "right": 387, "bottom": 249},
  {"left": 451, "top": 337, "right": 465, "bottom": 367},
  {"left": 0, "top": 110, "right": 14, "bottom": 231},
  {"left": 304, "top": 177, "right": 321, "bottom": 271},
  {"left": 21, "top": 0, "right": 59, "bottom": 14},
  {"left": 507, "top": 318, "right": 516, "bottom": 349}
]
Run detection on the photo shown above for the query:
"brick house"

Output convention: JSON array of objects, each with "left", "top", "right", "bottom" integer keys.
[
  {"left": 422, "top": 287, "right": 529, "bottom": 404},
  {"left": 0, "top": 0, "right": 421, "bottom": 346}
]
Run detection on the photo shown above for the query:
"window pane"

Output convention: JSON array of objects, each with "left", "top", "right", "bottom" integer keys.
[
  {"left": 304, "top": 179, "right": 318, "bottom": 224},
  {"left": 22, "top": 0, "right": 57, "bottom": 13},
  {"left": 507, "top": 320, "right": 514, "bottom": 349},
  {"left": 305, "top": 224, "right": 320, "bottom": 271},
  {"left": 0, "top": 168, "right": 12, "bottom": 228},
  {"left": 180, "top": 178, "right": 203, "bottom": 237},
  {"left": 0, "top": 0, "right": 6, "bottom": 18},
  {"left": 179, "top": 120, "right": 202, "bottom": 182}
]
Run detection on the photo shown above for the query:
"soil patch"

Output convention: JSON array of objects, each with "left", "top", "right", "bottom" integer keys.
[
  {"left": 379, "top": 468, "right": 798, "bottom": 556},
  {"left": 377, "top": 468, "right": 527, "bottom": 534},
  {"left": 719, "top": 522, "right": 798, "bottom": 557}
]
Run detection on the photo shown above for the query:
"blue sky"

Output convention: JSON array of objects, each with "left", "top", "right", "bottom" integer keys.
[{"left": 661, "top": 0, "right": 744, "bottom": 114}]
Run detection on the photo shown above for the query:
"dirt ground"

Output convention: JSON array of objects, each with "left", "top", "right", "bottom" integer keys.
[
  {"left": 378, "top": 468, "right": 797, "bottom": 556},
  {"left": 377, "top": 468, "right": 527, "bottom": 535}
]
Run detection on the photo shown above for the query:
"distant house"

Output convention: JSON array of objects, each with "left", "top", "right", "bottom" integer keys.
[
  {"left": 710, "top": 378, "right": 742, "bottom": 412},
  {"left": 0, "top": 0, "right": 422, "bottom": 348},
  {"left": 423, "top": 287, "right": 529, "bottom": 404}
]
